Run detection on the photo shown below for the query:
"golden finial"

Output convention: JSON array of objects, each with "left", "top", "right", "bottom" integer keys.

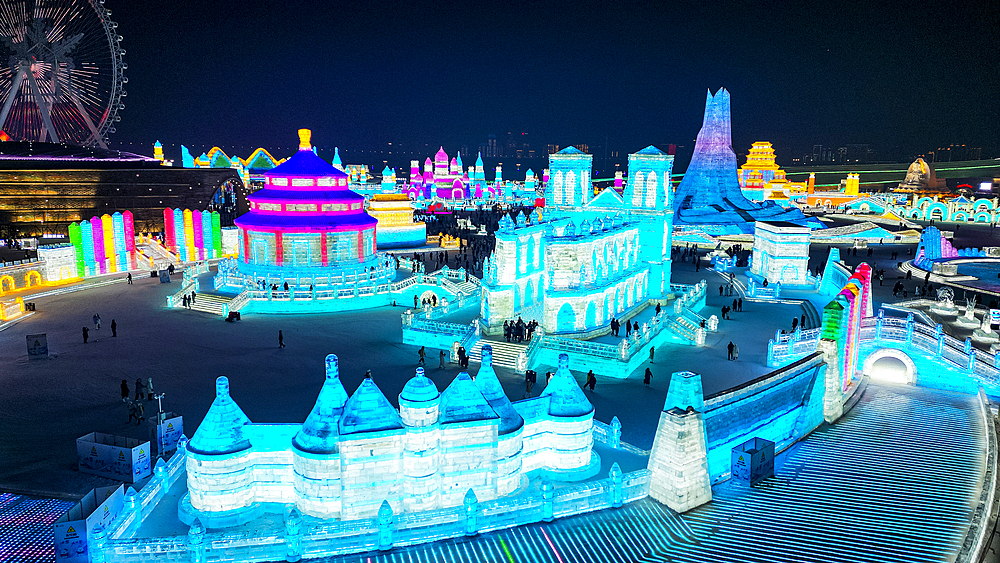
[{"left": 298, "top": 129, "right": 312, "bottom": 151}]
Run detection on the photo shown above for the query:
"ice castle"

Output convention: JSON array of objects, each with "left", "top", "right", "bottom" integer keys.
[
  {"left": 672, "top": 88, "right": 821, "bottom": 235},
  {"left": 480, "top": 145, "right": 675, "bottom": 335},
  {"left": 182, "top": 347, "right": 597, "bottom": 526}
]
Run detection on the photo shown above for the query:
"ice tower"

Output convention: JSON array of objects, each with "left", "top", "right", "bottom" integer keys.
[{"left": 672, "top": 89, "right": 819, "bottom": 234}]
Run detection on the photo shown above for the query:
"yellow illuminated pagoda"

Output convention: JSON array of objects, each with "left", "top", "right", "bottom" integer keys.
[{"left": 738, "top": 142, "right": 807, "bottom": 202}]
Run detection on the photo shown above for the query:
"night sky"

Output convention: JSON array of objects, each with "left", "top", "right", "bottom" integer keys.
[{"left": 111, "top": 0, "right": 999, "bottom": 168}]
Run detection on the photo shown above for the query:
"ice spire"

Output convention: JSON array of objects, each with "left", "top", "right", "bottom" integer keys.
[
  {"left": 188, "top": 376, "right": 252, "bottom": 455},
  {"left": 293, "top": 354, "right": 350, "bottom": 454},
  {"left": 541, "top": 354, "right": 594, "bottom": 417},
  {"left": 474, "top": 345, "right": 524, "bottom": 435}
]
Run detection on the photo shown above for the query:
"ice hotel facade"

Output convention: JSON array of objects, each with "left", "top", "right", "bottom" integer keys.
[
  {"left": 480, "top": 146, "right": 674, "bottom": 335},
  {"left": 182, "top": 348, "right": 597, "bottom": 526}
]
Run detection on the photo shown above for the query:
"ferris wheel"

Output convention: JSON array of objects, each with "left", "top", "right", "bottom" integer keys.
[{"left": 0, "top": 0, "right": 126, "bottom": 148}]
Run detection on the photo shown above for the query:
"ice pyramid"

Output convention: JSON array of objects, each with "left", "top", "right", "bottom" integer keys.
[
  {"left": 541, "top": 354, "right": 594, "bottom": 417},
  {"left": 339, "top": 377, "right": 404, "bottom": 435},
  {"left": 474, "top": 345, "right": 524, "bottom": 435},
  {"left": 188, "top": 376, "right": 252, "bottom": 455},
  {"left": 439, "top": 372, "right": 500, "bottom": 424},
  {"left": 293, "top": 354, "right": 350, "bottom": 454},
  {"left": 672, "top": 88, "right": 820, "bottom": 235}
]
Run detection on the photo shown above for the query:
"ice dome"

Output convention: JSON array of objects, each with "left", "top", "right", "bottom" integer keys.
[
  {"left": 474, "top": 345, "right": 524, "bottom": 435},
  {"left": 541, "top": 354, "right": 594, "bottom": 417},
  {"left": 188, "top": 376, "right": 252, "bottom": 455},
  {"left": 435, "top": 146, "right": 448, "bottom": 163},
  {"left": 293, "top": 354, "right": 350, "bottom": 454},
  {"left": 399, "top": 367, "right": 440, "bottom": 405}
]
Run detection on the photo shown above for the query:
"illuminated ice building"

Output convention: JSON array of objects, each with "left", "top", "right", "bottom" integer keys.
[
  {"left": 182, "top": 348, "right": 597, "bottom": 526},
  {"left": 672, "top": 89, "right": 821, "bottom": 235},
  {"left": 366, "top": 193, "right": 427, "bottom": 248},
  {"left": 227, "top": 130, "right": 391, "bottom": 288},
  {"left": 480, "top": 145, "right": 674, "bottom": 335}
]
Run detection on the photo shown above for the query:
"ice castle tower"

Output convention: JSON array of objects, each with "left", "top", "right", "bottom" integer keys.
[{"left": 672, "top": 88, "right": 821, "bottom": 235}]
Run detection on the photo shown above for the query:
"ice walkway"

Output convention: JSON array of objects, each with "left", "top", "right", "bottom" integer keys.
[
  {"left": 306, "top": 383, "right": 988, "bottom": 563},
  {"left": 671, "top": 383, "right": 986, "bottom": 563}
]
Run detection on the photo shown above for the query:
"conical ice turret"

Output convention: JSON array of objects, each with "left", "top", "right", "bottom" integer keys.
[
  {"left": 541, "top": 354, "right": 594, "bottom": 417},
  {"left": 474, "top": 345, "right": 524, "bottom": 435},
  {"left": 293, "top": 355, "right": 350, "bottom": 454},
  {"left": 189, "top": 376, "right": 252, "bottom": 455}
]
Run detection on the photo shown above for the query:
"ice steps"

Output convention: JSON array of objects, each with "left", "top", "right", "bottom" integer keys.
[
  {"left": 466, "top": 339, "right": 526, "bottom": 370},
  {"left": 175, "top": 293, "right": 231, "bottom": 316}
]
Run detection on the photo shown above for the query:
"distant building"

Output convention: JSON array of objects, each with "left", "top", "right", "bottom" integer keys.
[{"left": 737, "top": 142, "right": 808, "bottom": 202}]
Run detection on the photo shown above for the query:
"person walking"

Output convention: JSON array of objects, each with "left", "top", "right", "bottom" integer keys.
[
  {"left": 625, "top": 320, "right": 632, "bottom": 337},
  {"left": 134, "top": 400, "right": 145, "bottom": 424},
  {"left": 792, "top": 317, "right": 798, "bottom": 331},
  {"left": 127, "top": 272, "right": 132, "bottom": 285},
  {"left": 120, "top": 379, "right": 129, "bottom": 402},
  {"left": 727, "top": 341, "right": 735, "bottom": 361},
  {"left": 738, "top": 298, "right": 743, "bottom": 312},
  {"left": 135, "top": 378, "right": 145, "bottom": 401},
  {"left": 418, "top": 346, "right": 426, "bottom": 366},
  {"left": 586, "top": 370, "right": 597, "bottom": 391},
  {"left": 458, "top": 346, "right": 468, "bottom": 368},
  {"left": 278, "top": 330, "right": 285, "bottom": 348},
  {"left": 127, "top": 400, "right": 138, "bottom": 424},
  {"left": 147, "top": 377, "right": 155, "bottom": 401},
  {"left": 649, "top": 346, "right": 655, "bottom": 363},
  {"left": 733, "top": 343, "right": 740, "bottom": 360},
  {"left": 82, "top": 326, "right": 89, "bottom": 343},
  {"left": 439, "top": 349, "right": 447, "bottom": 369},
  {"left": 111, "top": 319, "right": 117, "bottom": 337},
  {"left": 655, "top": 303, "right": 661, "bottom": 315},
  {"left": 644, "top": 367, "right": 652, "bottom": 387},
  {"left": 800, "top": 313, "right": 806, "bottom": 329},
  {"left": 94, "top": 313, "right": 101, "bottom": 330},
  {"left": 732, "top": 298, "right": 738, "bottom": 313}
]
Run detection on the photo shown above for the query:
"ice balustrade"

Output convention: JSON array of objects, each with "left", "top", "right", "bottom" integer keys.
[
  {"left": 768, "top": 311, "right": 1000, "bottom": 380},
  {"left": 165, "top": 279, "right": 199, "bottom": 308},
  {"left": 92, "top": 451, "right": 651, "bottom": 562}
]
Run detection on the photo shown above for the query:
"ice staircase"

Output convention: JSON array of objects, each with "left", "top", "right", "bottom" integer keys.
[
  {"left": 450, "top": 280, "right": 479, "bottom": 295},
  {"left": 467, "top": 339, "right": 526, "bottom": 369},
  {"left": 178, "top": 293, "right": 231, "bottom": 316},
  {"left": 666, "top": 384, "right": 986, "bottom": 563},
  {"left": 665, "top": 317, "right": 697, "bottom": 343}
]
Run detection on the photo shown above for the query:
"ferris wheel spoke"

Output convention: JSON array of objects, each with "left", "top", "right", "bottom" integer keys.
[
  {"left": 63, "top": 79, "right": 104, "bottom": 147},
  {"left": 0, "top": 68, "right": 26, "bottom": 133},
  {"left": 25, "top": 66, "right": 59, "bottom": 143}
]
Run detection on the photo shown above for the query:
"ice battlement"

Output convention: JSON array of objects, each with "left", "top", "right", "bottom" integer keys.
[{"left": 184, "top": 350, "right": 597, "bottom": 526}]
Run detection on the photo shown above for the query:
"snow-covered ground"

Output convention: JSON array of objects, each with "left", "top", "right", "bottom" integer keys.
[{"left": 0, "top": 241, "right": 921, "bottom": 499}]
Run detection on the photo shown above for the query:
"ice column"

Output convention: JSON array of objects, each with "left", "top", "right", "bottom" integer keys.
[
  {"left": 817, "top": 339, "right": 844, "bottom": 423},
  {"left": 399, "top": 367, "right": 442, "bottom": 512},
  {"left": 647, "top": 371, "right": 712, "bottom": 512}
]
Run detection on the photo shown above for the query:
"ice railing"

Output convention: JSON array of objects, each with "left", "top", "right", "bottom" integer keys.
[
  {"left": 768, "top": 311, "right": 1000, "bottom": 381},
  {"left": 165, "top": 277, "right": 199, "bottom": 308},
  {"left": 214, "top": 255, "right": 398, "bottom": 291},
  {"left": 407, "top": 290, "right": 481, "bottom": 322},
  {"left": 92, "top": 446, "right": 651, "bottom": 562},
  {"left": 540, "top": 282, "right": 708, "bottom": 363}
]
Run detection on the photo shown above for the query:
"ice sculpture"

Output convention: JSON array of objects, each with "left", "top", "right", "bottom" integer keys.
[
  {"left": 182, "top": 352, "right": 597, "bottom": 527},
  {"left": 672, "top": 89, "right": 820, "bottom": 235}
]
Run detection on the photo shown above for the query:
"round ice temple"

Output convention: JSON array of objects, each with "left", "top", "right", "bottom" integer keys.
[{"left": 234, "top": 130, "right": 391, "bottom": 287}]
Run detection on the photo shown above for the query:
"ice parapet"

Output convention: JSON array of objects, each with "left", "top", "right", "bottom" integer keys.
[
  {"left": 542, "top": 353, "right": 594, "bottom": 417},
  {"left": 293, "top": 354, "right": 349, "bottom": 454},
  {"left": 474, "top": 345, "right": 525, "bottom": 435},
  {"left": 188, "top": 376, "right": 252, "bottom": 455}
]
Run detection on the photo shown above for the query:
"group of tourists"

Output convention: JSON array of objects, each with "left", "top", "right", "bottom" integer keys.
[{"left": 503, "top": 317, "right": 537, "bottom": 342}]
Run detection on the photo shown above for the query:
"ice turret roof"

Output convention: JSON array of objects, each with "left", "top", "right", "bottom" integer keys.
[
  {"left": 635, "top": 145, "right": 665, "bottom": 155},
  {"left": 293, "top": 355, "right": 350, "bottom": 454},
  {"left": 475, "top": 152, "right": 484, "bottom": 167},
  {"left": 332, "top": 147, "right": 343, "bottom": 167},
  {"left": 541, "top": 354, "right": 594, "bottom": 417},
  {"left": 339, "top": 377, "right": 404, "bottom": 435},
  {"left": 440, "top": 372, "right": 499, "bottom": 425},
  {"left": 400, "top": 367, "right": 440, "bottom": 404},
  {"left": 557, "top": 146, "right": 585, "bottom": 155},
  {"left": 474, "top": 345, "right": 524, "bottom": 435},
  {"left": 188, "top": 376, "right": 252, "bottom": 455}
]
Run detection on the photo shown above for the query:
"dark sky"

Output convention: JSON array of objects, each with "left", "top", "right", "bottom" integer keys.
[{"left": 110, "top": 0, "right": 999, "bottom": 167}]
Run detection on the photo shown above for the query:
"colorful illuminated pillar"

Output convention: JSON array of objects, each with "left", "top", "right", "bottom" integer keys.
[
  {"left": 81, "top": 220, "right": 95, "bottom": 275},
  {"left": 102, "top": 214, "right": 116, "bottom": 272},
  {"left": 192, "top": 210, "right": 204, "bottom": 260},
  {"left": 68, "top": 222, "right": 84, "bottom": 276},
  {"left": 112, "top": 212, "right": 126, "bottom": 273},
  {"left": 123, "top": 210, "right": 135, "bottom": 252},
  {"left": 91, "top": 216, "right": 105, "bottom": 274},
  {"left": 211, "top": 212, "right": 222, "bottom": 258},
  {"left": 201, "top": 210, "right": 213, "bottom": 259},
  {"left": 164, "top": 208, "right": 176, "bottom": 249},
  {"left": 173, "top": 208, "right": 185, "bottom": 259},
  {"left": 275, "top": 232, "right": 283, "bottom": 266},
  {"left": 183, "top": 209, "right": 196, "bottom": 261}
]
